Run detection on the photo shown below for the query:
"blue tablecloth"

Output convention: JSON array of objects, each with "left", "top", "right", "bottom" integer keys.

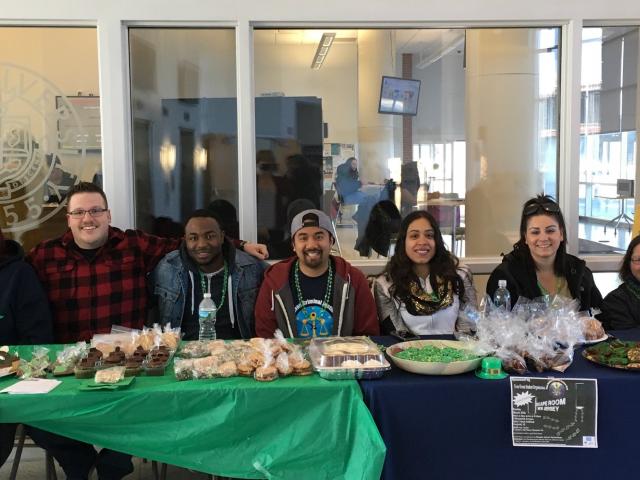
[{"left": 360, "top": 331, "right": 640, "bottom": 480}]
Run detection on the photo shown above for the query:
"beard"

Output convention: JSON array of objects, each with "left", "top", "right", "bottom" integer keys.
[{"left": 299, "top": 248, "right": 327, "bottom": 270}]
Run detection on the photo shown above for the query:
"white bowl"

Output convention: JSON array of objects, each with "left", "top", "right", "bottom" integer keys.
[{"left": 386, "top": 339, "right": 481, "bottom": 375}]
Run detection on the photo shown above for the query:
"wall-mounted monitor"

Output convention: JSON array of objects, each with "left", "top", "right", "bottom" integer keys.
[{"left": 378, "top": 76, "right": 421, "bottom": 116}]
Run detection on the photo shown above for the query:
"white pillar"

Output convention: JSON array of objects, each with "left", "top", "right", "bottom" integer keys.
[
  {"left": 357, "top": 30, "right": 394, "bottom": 183},
  {"left": 465, "top": 29, "right": 543, "bottom": 256}
]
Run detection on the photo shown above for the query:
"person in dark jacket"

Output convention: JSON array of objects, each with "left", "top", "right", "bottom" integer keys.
[
  {"left": 597, "top": 235, "right": 640, "bottom": 330},
  {"left": 0, "top": 228, "right": 54, "bottom": 468},
  {"left": 487, "top": 195, "right": 602, "bottom": 312},
  {"left": 150, "top": 209, "right": 267, "bottom": 340}
]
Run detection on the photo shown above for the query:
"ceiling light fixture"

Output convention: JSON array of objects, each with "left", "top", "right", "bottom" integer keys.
[{"left": 311, "top": 33, "right": 336, "bottom": 69}]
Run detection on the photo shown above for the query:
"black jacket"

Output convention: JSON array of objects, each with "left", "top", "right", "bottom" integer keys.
[
  {"left": 0, "top": 239, "right": 53, "bottom": 345},
  {"left": 0, "top": 240, "right": 54, "bottom": 470},
  {"left": 597, "top": 279, "right": 640, "bottom": 330},
  {"left": 487, "top": 249, "right": 602, "bottom": 312}
]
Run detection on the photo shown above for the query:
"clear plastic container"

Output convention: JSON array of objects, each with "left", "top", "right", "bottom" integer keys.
[{"left": 309, "top": 336, "right": 391, "bottom": 380}]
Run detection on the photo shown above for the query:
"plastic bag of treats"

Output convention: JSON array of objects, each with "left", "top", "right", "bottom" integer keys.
[
  {"left": 495, "top": 348, "right": 527, "bottom": 375},
  {"left": 95, "top": 366, "right": 126, "bottom": 384},
  {"left": 276, "top": 351, "right": 292, "bottom": 377},
  {"left": 254, "top": 343, "right": 278, "bottom": 382},
  {"left": 192, "top": 356, "right": 219, "bottom": 379},
  {"left": 273, "top": 329, "right": 296, "bottom": 353},
  {"left": 174, "top": 358, "right": 195, "bottom": 381},
  {"left": 206, "top": 339, "right": 228, "bottom": 356},
  {"left": 136, "top": 326, "right": 159, "bottom": 352},
  {"left": 161, "top": 323, "right": 181, "bottom": 351},
  {"left": 217, "top": 360, "right": 238, "bottom": 378},
  {"left": 19, "top": 347, "right": 50, "bottom": 379},
  {"left": 179, "top": 341, "right": 212, "bottom": 359},
  {"left": 52, "top": 342, "right": 88, "bottom": 376},
  {"left": 288, "top": 347, "right": 312, "bottom": 376}
]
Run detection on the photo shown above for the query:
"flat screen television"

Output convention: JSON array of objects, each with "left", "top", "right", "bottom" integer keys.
[{"left": 378, "top": 76, "right": 421, "bottom": 116}]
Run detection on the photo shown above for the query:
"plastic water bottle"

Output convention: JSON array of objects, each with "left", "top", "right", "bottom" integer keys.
[
  {"left": 198, "top": 293, "right": 217, "bottom": 341},
  {"left": 493, "top": 280, "right": 511, "bottom": 311}
]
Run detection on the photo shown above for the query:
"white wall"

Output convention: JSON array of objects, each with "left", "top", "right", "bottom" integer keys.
[
  {"left": 254, "top": 42, "right": 358, "bottom": 145},
  {"left": 412, "top": 49, "right": 465, "bottom": 143}
]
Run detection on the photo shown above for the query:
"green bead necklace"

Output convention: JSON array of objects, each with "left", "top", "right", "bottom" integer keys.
[
  {"left": 293, "top": 260, "right": 334, "bottom": 312},
  {"left": 199, "top": 261, "right": 228, "bottom": 308}
]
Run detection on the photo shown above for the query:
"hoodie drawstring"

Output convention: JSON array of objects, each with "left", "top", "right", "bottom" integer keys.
[
  {"left": 227, "top": 275, "right": 235, "bottom": 327},
  {"left": 188, "top": 271, "right": 195, "bottom": 315}
]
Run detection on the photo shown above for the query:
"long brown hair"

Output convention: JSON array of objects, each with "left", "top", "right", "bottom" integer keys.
[{"left": 383, "top": 210, "right": 463, "bottom": 302}]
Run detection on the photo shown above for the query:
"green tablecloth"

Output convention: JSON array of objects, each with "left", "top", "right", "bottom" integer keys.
[{"left": 0, "top": 346, "right": 385, "bottom": 480}]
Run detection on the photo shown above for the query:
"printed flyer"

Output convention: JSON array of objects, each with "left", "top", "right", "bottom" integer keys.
[{"left": 510, "top": 377, "right": 597, "bottom": 447}]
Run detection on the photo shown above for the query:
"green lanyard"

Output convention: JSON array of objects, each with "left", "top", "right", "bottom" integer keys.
[{"left": 199, "top": 261, "right": 228, "bottom": 308}]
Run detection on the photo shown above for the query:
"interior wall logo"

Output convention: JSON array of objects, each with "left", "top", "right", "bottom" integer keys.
[{"left": 0, "top": 63, "right": 83, "bottom": 233}]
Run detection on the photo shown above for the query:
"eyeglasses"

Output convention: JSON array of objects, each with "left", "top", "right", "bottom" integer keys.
[
  {"left": 67, "top": 208, "right": 108, "bottom": 219},
  {"left": 630, "top": 257, "right": 640, "bottom": 264},
  {"left": 523, "top": 201, "right": 561, "bottom": 216}
]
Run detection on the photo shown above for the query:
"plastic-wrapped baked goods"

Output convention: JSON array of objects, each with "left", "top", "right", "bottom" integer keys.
[
  {"left": 254, "top": 365, "right": 278, "bottom": 382},
  {"left": 103, "top": 347, "right": 126, "bottom": 366},
  {"left": 178, "top": 341, "right": 211, "bottom": 359},
  {"left": 582, "top": 317, "right": 605, "bottom": 341},
  {"left": 309, "top": 337, "right": 390, "bottom": 380},
  {"left": 75, "top": 357, "right": 99, "bottom": 379},
  {"left": 174, "top": 358, "right": 194, "bottom": 380},
  {"left": 276, "top": 352, "right": 292, "bottom": 376},
  {"left": 0, "top": 349, "right": 19, "bottom": 377},
  {"left": 124, "top": 359, "right": 142, "bottom": 377},
  {"left": 144, "top": 358, "right": 167, "bottom": 376},
  {"left": 218, "top": 361, "right": 238, "bottom": 378},
  {"left": 291, "top": 358, "right": 313, "bottom": 376},
  {"left": 236, "top": 360, "right": 255, "bottom": 376},
  {"left": 95, "top": 366, "right": 125, "bottom": 384}
]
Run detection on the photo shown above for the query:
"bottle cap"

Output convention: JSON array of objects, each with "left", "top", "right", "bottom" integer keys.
[
  {"left": 203, "top": 293, "right": 212, "bottom": 298},
  {"left": 498, "top": 280, "right": 507, "bottom": 288}
]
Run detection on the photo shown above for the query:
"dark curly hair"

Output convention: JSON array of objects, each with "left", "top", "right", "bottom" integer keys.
[
  {"left": 513, "top": 194, "right": 568, "bottom": 275},
  {"left": 383, "top": 210, "right": 463, "bottom": 302},
  {"left": 619, "top": 235, "right": 640, "bottom": 282}
]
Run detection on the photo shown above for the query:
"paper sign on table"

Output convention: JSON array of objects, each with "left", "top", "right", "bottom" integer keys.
[
  {"left": 0, "top": 378, "right": 61, "bottom": 394},
  {"left": 511, "top": 377, "right": 598, "bottom": 448}
]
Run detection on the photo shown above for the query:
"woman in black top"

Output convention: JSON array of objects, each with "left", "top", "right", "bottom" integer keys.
[
  {"left": 487, "top": 195, "right": 602, "bottom": 312},
  {"left": 597, "top": 235, "right": 640, "bottom": 330}
]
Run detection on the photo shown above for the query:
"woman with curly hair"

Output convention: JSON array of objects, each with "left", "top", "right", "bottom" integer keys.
[
  {"left": 597, "top": 235, "right": 640, "bottom": 330},
  {"left": 486, "top": 194, "right": 602, "bottom": 311},
  {"left": 373, "top": 210, "right": 477, "bottom": 335}
]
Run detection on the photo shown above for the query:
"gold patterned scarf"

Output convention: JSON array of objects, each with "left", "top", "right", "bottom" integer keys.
[{"left": 403, "top": 277, "right": 454, "bottom": 316}]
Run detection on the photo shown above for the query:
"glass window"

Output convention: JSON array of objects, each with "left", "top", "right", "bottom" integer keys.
[
  {"left": 0, "top": 27, "right": 101, "bottom": 251},
  {"left": 579, "top": 26, "right": 638, "bottom": 255},
  {"left": 254, "top": 28, "right": 560, "bottom": 260},
  {"left": 129, "top": 28, "right": 238, "bottom": 237}
]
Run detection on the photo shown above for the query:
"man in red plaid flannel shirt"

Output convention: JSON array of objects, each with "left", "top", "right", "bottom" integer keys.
[
  {"left": 25, "top": 182, "right": 266, "bottom": 479},
  {"left": 28, "top": 188, "right": 180, "bottom": 344},
  {"left": 24, "top": 182, "right": 181, "bottom": 479}
]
